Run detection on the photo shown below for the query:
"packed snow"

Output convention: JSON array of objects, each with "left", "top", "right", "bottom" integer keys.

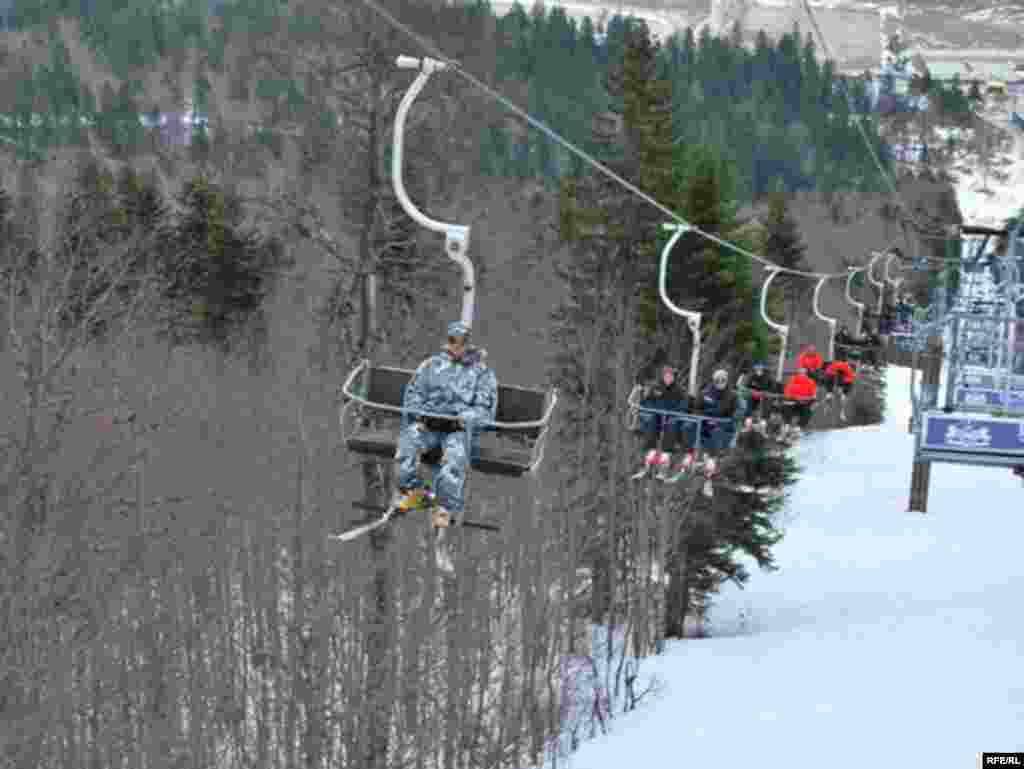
[
  {"left": 545, "top": 365, "right": 1024, "bottom": 768},
  {"left": 953, "top": 127, "right": 1024, "bottom": 229}
]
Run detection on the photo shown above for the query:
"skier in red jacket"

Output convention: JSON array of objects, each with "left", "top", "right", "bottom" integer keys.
[
  {"left": 782, "top": 367, "right": 817, "bottom": 435},
  {"left": 797, "top": 344, "right": 825, "bottom": 382},
  {"left": 823, "top": 359, "right": 856, "bottom": 422}
]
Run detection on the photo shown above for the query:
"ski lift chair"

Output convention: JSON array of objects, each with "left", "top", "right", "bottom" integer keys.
[
  {"left": 340, "top": 360, "right": 558, "bottom": 477},
  {"left": 337, "top": 55, "right": 559, "bottom": 480}
]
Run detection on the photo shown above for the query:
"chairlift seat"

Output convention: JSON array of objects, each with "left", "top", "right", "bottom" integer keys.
[{"left": 340, "top": 362, "right": 556, "bottom": 477}]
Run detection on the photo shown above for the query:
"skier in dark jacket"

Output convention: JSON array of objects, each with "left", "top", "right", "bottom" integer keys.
[
  {"left": 701, "top": 368, "right": 737, "bottom": 455},
  {"left": 861, "top": 324, "right": 882, "bottom": 367},
  {"left": 743, "top": 360, "right": 782, "bottom": 420},
  {"left": 631, "top": 360, "right": 699, "bottom": 480}
]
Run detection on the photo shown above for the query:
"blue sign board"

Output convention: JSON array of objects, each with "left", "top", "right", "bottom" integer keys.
[
  {"left": 922, "top": 413, "right": 1024, "bottom": 457},
  {"left": 954, "top": 387, "right": 1024, "bottom": 409}
]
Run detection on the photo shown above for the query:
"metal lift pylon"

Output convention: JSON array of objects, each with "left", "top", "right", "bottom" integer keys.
[{"left": 908, "top": 221, "right": 1024, "bottom": 512}]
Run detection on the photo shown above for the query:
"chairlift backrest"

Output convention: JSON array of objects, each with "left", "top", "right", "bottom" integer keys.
[
  {"left": 364, "top": 365, "right": 411, "bottom": 411},
  {"left": 360, "top": 364, "right": 549, "bottom": 437},
  {"left": 342, "top": 361, "right": 556, "bottom": 477},
  {"left": 494, "top": 385, "right": 549, "bottom": 439}
]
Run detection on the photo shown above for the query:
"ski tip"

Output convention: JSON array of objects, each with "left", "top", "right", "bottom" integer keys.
[{"left": 328, "top": 530, "right": 365, "bottom": 542}]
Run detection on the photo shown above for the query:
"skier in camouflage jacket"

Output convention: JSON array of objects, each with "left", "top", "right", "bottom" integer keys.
[{"left": 395, "top": 320, "right": 498, "bottom": 525}]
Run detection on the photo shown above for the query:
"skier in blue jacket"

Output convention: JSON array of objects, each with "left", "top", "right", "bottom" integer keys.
[{"left": 394, "top": 320, "right": 498, "bottom": 527}]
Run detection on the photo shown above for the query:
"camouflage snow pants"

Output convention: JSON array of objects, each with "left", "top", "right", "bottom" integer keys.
[{"left": 396, "top": 422, "right": 470, "bottom": 513}]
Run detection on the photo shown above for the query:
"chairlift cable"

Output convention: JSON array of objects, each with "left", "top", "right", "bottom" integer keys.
[{"left": 352, "top": 0, "right": 901, "bottom": 282}]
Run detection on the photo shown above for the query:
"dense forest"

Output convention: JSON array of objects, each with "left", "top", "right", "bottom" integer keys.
[{"left": 0, "top": 0, "right": 977, "bottom": 201}]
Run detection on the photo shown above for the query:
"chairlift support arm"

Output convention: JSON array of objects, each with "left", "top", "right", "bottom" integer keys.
[
  {"left": 884, "top": 252, "right": 904, "bottom": 296},
  {"left": 868, "top": 252, "right": 885, "bottom": 319},
  {"left": 393, "top": 56, "right": 475, "bottom": 328},
  {"left": 845, "top": 268, "right": 866, "bottom": 337},
  {"left": 812, "top": 275, "right": 838, "bottom": 360},
  {"left": 659, "top": 223, "right": 702, "bottom": 397},
  {"left": 760, "top": 269, "right": 789, "bottom": 382}
]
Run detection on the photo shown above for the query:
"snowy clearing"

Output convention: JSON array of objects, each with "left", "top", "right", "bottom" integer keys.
[
  {"left": 952, "top": 124, "right": 1024, "bottom": 229},
  {"left": 546, "top": 365, "right": 1024, "bottom": 768}
]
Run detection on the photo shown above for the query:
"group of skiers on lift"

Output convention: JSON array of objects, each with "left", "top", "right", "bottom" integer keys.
[
  {"left": 631, "top": 343, "right": 858, "bottom": 482},
  {"left": 835, "top": 323, "right": 883, "bottom": 367}
]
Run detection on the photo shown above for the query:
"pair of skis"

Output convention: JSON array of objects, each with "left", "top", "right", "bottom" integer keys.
[
  {"left": 329, "top": 495, "right": 500, "bottom": 574},
  {"left": 332, "top": 500, "right": 500, "bottom": 541},
  {"left": 633, "top": 452, "right": 720, "bottom": 496}
]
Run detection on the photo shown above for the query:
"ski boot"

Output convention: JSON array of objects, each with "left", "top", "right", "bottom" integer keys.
[
  {"left": 665, "top": 449, "right": 697, "bottom": 484},
  {"left": 394, "top": 487, "right": 431, "bottom": 512},
  {"left": 632, "top": 449, "right": 659, "bottom": 480},
  {"left": 654, "top": 451, "right": 674, "bottom": 481}
]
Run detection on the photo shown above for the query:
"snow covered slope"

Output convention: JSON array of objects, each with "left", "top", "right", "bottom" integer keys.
[
  {"left": 560, "top": 365, "right": 1024, "bottom": 769},
  {"left": 954, "top": 123, "right": 1024, "bottom": 229}
]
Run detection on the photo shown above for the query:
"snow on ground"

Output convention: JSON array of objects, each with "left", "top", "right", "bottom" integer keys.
[
  {"left": 487, "top": 0, "right": 705, "bottom": 41},
  {"left": 552, "top": 365, "right": 1024, "bottom": 768},
  {"left": 952, "top": 123, "right": 1024, "bottom": 229}
]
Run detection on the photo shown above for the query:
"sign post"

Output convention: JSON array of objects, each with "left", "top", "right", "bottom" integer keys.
[{"left": 909, "top": 336, "right": 943, "bottom": 513}]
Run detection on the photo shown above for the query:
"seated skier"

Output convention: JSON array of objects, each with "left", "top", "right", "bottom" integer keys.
[
  {"left": 632, "top": 360, "right": 699, "bottom": 481},
  {"left": 745, "top": 360, "right": 782, "bottom": 423},
  {"left": 395, "top": 320, "right": 498, "bottom": 529},
  {"left": 857, "top": 323, "right": 882, "bottom": 368},
  {"left": 782, "top": 366, "right": 818, "bottom": 435},
  {"left": 878, "top": 304, "right": 899, "bottom": 335},
  {"left": 823, "top": 357, "right": 856, "bottom": 422},
  {"left": 797, "top": 344, "right": 825, "bottom": 383},
  {"left": 700, "top": 368, "right": 737, "bottom": 474},
  {"left": 895, "top": 296, "right": 912, "bottom": 327}
]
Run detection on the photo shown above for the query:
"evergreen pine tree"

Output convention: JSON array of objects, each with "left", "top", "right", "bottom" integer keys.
[
  {"left": 761, "top": 184, "right": 811, "bottom": 320},
  {"left": 162, "top": 176, "right": 286, "bottom": 348}
]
